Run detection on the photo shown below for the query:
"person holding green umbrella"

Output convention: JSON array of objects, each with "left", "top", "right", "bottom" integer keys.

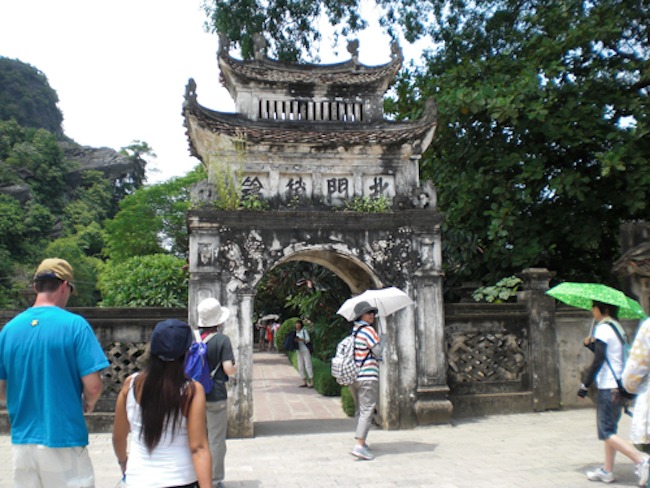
[{"left": 578, "top": 300, "right": 650, "bottom": 484}]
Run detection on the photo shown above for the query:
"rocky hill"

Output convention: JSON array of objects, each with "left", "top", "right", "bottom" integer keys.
[{"left": 0, "top": 56, "right": 141, "bottom": 203}]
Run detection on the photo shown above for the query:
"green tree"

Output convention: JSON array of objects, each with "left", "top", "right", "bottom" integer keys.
[
  {"left": 0, "top": 194, "right": 26, "bottom": 255},
  {"left": 114, "top": 140, "right": 153, "bottom": 203},
  {"left": 0, "top": 57, "right": 63, "bottom": 137},
  {"left": 63, "top": 170, "right": 114, "bottom": 233},
  {"left": 0, "top": 119, "right": 26, "bottom": 163},
  {"left": 203, "top": 0, "right": 367, "bottom": 62},
  {"left": 392, "top": 0, "right": 650, "bottom": 288},
  {"left": 5, "top": 128, "right": 68, "bottom": 213},
  {"left": 98, "top": 254, "right": 188, "bottom": 307},
  {"left": 43, "top": 237, "right": 103, "bottom": 306},
  {"left": 255, "top": 262, "right": 351, "bottom": 359},
  {"left": 103, "top": 166, "right": 206, "bottom": 261}
]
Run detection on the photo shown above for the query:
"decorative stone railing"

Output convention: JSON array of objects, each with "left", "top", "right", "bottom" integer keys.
[{"left": 0, "top": 307, "right": 187, "bottom": 431}]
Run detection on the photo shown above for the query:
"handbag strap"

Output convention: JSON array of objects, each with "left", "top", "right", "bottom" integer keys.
[
  {"left": 201, "top": 332, "right": 221, "bottom": 378},
  {"left": 603, "top": 322, "right": 628, "bottom": 384},
  {"left": 352, "top": 324, "right": 373, "bottom": 368},
  {"left": 604, "top": 355, "right": 624, "bottom": 385}
]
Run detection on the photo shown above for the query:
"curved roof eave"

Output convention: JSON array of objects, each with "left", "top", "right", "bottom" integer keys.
[
  {"left": 183, "top": 94, "right": 437, "bottom": 153},
  {"left": 217, "top": 48, "right": 403, "bottom": 92}
]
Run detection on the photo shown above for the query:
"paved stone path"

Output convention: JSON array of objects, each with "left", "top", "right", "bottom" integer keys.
[{"left": 0, "top": 352, "right": 642, "bottom": 487}]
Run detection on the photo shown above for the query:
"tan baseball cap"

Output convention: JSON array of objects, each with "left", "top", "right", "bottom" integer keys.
[{"left": 34, "top": 258, "right": 76, "bottom": 293}]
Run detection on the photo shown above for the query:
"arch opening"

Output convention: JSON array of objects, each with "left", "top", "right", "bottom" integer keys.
[{"left": 250, "top": 248, "right": 380, "bottom": 428}]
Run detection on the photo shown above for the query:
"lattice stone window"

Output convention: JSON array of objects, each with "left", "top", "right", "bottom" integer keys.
[
  {"left": 258, "top": 99, "right": 363, "bottom": 122},
  {"left": 447, "top": 331, "right": 527, "bottom": 384},
  {"left": 103, "top": 341, "right": 148, "bottom": 395}
]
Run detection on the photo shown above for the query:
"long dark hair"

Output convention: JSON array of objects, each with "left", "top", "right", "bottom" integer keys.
[{"left": 136, "top": 354, "right": 195, "bottom": 453}]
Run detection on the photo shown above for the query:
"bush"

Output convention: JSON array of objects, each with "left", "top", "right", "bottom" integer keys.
[
  {"left": 276, "top": 317, "right": 300, "bottom": 353},
  {"left": 98, "top": 254, "right": 188, "bottom": 307},
  {"left": 312, "top": 356, "right": 341, "bottom": 397},
  {"left": 341, "top": 386, "right": 355, "bottom": 417},
  {"left": 285, "top": 342, "right": 343, "bottom": 398},
  {"left": 44, "top": 237, "right": 102, "bottom": 306},
  {"left": 472, "top": 275, "right": 523, "bottom": 303}
]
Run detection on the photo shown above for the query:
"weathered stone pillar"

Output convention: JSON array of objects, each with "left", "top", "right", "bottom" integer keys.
[
  {"left": 411, "top": 227, "right": 453, "bottom": 425},
  {"left": 228, "top": 287, "right": 255, "bottom": 438},
  {"left": 518, "top": 268, "right": 560, "bottom": 411}
]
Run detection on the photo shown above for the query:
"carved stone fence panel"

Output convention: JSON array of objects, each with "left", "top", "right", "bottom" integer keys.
[
  {"left": 0, "top": 307, "right": 187, "bottom": 413},
  {"left": 444, "top": 303, "right": 533, "bottom": 417}
]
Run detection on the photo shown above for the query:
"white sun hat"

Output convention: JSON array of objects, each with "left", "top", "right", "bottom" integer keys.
[{"left": 197, "top": 297, "right": 231, "bottom": 327}]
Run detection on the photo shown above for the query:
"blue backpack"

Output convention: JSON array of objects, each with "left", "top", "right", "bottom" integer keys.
[{"left": 184, "top": 332, "right": 218, "bottom": 393}]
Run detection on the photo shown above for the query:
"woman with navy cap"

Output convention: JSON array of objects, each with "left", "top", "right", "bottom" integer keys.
[{"left": 112, "top": 319, "right": 212, "bottom": 487}]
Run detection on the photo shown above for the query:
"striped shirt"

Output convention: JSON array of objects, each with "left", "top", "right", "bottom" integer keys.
[{"left": 353, "top": 322, "right": 381, "bottom": 381}]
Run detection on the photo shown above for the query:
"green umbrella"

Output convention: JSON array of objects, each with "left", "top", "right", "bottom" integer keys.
[{"left": 546, "top": 282, "right": 646, "bottom": 320}]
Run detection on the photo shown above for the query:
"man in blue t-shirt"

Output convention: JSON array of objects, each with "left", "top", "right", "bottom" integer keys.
[{"left": 0, "top": 258, "right": 109, "bottom": 487}]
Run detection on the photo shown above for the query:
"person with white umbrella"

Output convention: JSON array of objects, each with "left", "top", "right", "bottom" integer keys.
[{"left": 348, "top": 301, "right": 383, "bottom": 461}]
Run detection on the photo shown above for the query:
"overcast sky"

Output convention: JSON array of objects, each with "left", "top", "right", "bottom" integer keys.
[{"left": 0, "top": 1, "right": 424, "bottom": 184}]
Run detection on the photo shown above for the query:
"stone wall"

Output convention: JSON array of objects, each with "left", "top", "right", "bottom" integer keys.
[
  {"left": 2, "top": 298, "right": 637, "bottom": 433},
  {"left": 0, "top": 307, "right": 187, "bottom": 433},
  {"left": 555, "top": 307, "right": 641, "bottom": 409},
  {"left": 444, "top": 302, "right": 643, "bottom": 417},
  {"left": 444, "top": 302, "right": 533, "bottom": 417}
]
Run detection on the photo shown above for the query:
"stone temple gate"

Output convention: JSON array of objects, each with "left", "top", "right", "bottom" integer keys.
[{"left": 183, "top": 36, "right": 451, "bottom": 437}]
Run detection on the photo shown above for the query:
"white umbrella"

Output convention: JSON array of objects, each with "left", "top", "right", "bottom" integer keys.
[
  {"left": 336, "top": 287, "right": 413, "bottom": 321},
  {"left": 260, "top": 314, "right": 280, "bottom": 321}
]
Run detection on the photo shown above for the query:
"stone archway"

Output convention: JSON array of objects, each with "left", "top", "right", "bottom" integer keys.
[
  {"left": 272, "top": 246, "right": 380, "bottom": 294},
  {"left": 182, "top": 38, "right": 450, "bottom": 436},
  {"left": 188, "top": 209, "right": 452, "bottom": 437}
]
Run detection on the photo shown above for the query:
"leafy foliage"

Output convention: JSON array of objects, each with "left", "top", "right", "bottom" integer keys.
[
  {"left": 0, "top": 57, "right": 63, "bottom": 137},
  {"left": 44, "top": 237, "right": 103, "bottom": 307},
  {"left": 257, "top": 262, "right": 350, "bottom": 317},
  {"left": 63, "top": 170, "right": 114, "bottom": 234},
  {"left": 398, "top": 0, "right": 650, "bottom": 287},
  {"left": 472, "top": 276, "right": 523, "bottom": 304},
  {"left": 115, "top": 141, "right": 152, "bottom": 203},
  {"left": 344, "top": 195, "right": 391, "bottom": 212},
  {"left": 203, "top": 0, "right": 368, "bottom": 62},
  {"left": 0, "top": 62, "right": 150, "bottom": 307},
  {"left": 275, "top": 318, "right": 298, "bottom": 354},
  {"left": 255, "top": 262, "right": 352, "bottom": 360},
  {"left": 103, "top": 166, "right": 207, "bottom": 261},
  {"left": 341, "top": 385, "right": 354, "bottom": 416},
  {"left": 286, "top": 347, "right": 343, "bottom": 397},
  {"left": 5, "top": 127, "right": 69, "bottom": 213},
  {"left": 98, "top": 254, "right": 189, "bottom": 307},
  {"left": 241, "top": 193, "right": 269, "bottom": 210},
  {"left": 0, "top": 194, "right": 56, "bottom": 308}
]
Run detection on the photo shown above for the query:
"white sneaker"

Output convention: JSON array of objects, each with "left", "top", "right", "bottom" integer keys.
[
  {"left": 636, "top": 456, "right": 650, "bottom": 487},
  {"left": 350, "top": 444, "right": 374, "bottom": 460},
  {"left": 586, "top": 467, "right": 615, "bottom": 483}
]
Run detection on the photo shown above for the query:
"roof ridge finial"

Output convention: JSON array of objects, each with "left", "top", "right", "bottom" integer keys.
[
  {"left": 390, "top": 40, "right": 403, "bottom": 62},
  {"left": 253, "top": 33, "right": 268, "bottom": 61},
  {"left": 347, "top": 39, "right": 360, "bottom": 65},
  {"left": 218, "top": 34, "right": 230, "bottom": 56}
]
